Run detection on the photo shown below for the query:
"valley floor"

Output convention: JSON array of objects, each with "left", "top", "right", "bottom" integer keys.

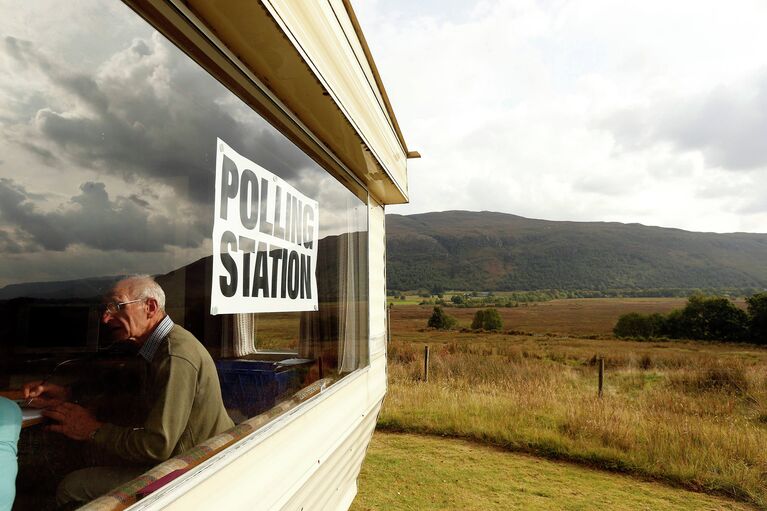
[
  {"left": 352, "top": 432, "right": 754, "bottom": 511},
  {"left": 361, "top": 301, "right": 767, "bottom": 509}
]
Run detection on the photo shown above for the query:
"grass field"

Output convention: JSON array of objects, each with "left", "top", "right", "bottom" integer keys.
[
  {"left": 351, "top": 433, "right": 754, "bottom": 511},
  {"left": 370, "top": 300, "right": 767, "bottom": 508}
]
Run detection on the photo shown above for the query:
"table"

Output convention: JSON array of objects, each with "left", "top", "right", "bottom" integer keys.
[{"left": 0, "top": 390, "right": 45, "bottom": 428}]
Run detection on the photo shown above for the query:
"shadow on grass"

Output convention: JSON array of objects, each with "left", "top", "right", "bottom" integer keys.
[{"left": 375, "top": 420, "right": 755, "bottom": 508}]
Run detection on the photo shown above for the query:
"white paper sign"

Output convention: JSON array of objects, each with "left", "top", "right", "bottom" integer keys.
[{"left": 211, "top": 139, "right": 319, "bottom": 315}]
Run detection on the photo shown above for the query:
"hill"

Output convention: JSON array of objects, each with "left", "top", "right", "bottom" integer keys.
[
  {"left": 0, "top": 276, "right": 120, "bottom": 300},
  {"left": 385, "top": 210, "right": 767, "bottom": 292}
]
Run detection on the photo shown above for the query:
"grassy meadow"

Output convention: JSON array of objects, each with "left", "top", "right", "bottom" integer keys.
[
  {"left": 352, "top": 433, "right": 753, "bottom": 511},
  {"left": 376, "top": 299, "right": 767, "bottom": 508}
]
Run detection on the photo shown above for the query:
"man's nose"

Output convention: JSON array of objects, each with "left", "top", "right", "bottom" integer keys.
[{"left": 101, "top": 309, "right": 113, "bottom": 323}]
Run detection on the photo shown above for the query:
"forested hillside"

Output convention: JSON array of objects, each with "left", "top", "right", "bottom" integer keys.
[{"left": 386, "top": 211, "right": 767, "bottom": 292}]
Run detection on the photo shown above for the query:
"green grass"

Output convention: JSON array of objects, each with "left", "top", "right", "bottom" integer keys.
[
  {"left": 353, "top": 432, "right": 755, "bottom": 511},
  {"left": 373, "top": 303, "right": 767, "bottom": 508}
]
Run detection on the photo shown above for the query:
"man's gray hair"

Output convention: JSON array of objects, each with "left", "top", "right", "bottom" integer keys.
[{"left": 124, "top": 274, "right": 166, "bottom": 311}]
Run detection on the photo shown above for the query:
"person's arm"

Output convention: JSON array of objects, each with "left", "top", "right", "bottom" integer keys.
[
  {"left": 94, "top": 355, "right": 199, "bottom": 464},
  {"left": 22, "top": 381, "right": 70, "bottom": 408},
  {"left": 42, "top": 402, "right": 103, "bottom": 440}
]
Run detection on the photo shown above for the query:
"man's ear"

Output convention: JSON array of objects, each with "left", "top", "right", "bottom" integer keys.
[{"left": 146, "top": 298, "right": 159, "bottom": 318}]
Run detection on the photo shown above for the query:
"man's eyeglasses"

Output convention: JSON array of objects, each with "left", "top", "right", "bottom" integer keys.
[{"left": 101, "top": 299, "right": 144, "bottom": 315}]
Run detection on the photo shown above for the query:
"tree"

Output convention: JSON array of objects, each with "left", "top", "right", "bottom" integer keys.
[
  {"left": 661, "top": 309, "right": 684, "bottom": 338},
  {"left": 430, "top": 284, "right": 445, "bottom": 295},
  {"left": 471, "top": 310, "right": 485, "bottom": 329},
  {"left": 450, "top": 294, "right": 464, "bottom": 305},
  {"left": 668, "top": 295, "right": 749, "bottom": 341},
  {"left": 471, "top": 308, "right": 503, "bottom": 331},
  {"left": 613, "top": 312, "right": 665, "bottom": 339},
  {"left": 747, "top": 292, "right": 767, "bottom": 344},
  {"left": 427, "top": 306, "right": 456, "bottom": 330}
]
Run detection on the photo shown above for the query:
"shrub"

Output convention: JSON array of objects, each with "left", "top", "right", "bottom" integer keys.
[
  {"left": 613, "top": 312, "right": 665, "bottom": 339},
  {"left": 747, "top": 292, "right": 767, "bottom": 344},
  {"left": 669, "top": 295, "right": 749, "bottom": 341},
  {"left": 450, "top": 294, "right": 464, "bottom": 305},
  {"left": 471, "top": 310, "right": 484, "bottom": 330},
  {"left": 471, "top": 308, "right": 503, "bottom": 331},
  {"left": 427, "top": 306, "right": 456, "bottom": 330},
  {"left": 661, "top": 309, "right": 684, "bottom": 338},
  {"left": 671, "top": 363, "right": 750, "bottom": 395},
  {"left": 614, "top": 295, "right": 752, "bottom": 342}
]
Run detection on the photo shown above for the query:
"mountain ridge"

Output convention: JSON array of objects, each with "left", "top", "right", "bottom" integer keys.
[{"left": 385, "top": 210, "right": 767, "bottom": 292}]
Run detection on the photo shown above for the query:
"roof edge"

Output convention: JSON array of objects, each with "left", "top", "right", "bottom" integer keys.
[{"left": 340, "top": 0, "right": 418, "bottom": 160}]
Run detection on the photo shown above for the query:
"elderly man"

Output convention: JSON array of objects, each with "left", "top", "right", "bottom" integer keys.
[{"left": 24, "top": 275, "right": 234, "bottom": 505}]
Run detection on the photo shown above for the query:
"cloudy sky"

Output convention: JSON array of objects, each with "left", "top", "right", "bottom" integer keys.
[
  {"left": 354, "top": 0, "right": 767, "bottom": 234},
  {"left": 0, "top": 1, "right": 364, "bottom": 288}
]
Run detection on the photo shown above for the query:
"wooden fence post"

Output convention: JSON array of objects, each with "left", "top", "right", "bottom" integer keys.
[
  {"left": 598, "top": 357, "right": 604, "bottom": 398},
  {"left": 424, "top": 345, "right": 430, "bottom": 382}
]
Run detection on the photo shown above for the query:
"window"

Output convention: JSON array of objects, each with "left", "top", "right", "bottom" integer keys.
[{"left": 0, "top": 1, "right": 369, "bottom": 508}]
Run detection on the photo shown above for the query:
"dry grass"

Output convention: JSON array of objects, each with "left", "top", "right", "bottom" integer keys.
[{"left": 381, "top": 303, "right": 767, "bottom": 508}]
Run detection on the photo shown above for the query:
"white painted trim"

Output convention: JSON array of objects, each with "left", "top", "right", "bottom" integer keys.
[{"left": 259, "top": 0, "right": 408, "bottom": 200}]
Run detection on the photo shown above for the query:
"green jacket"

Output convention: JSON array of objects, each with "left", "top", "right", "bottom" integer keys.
[{"left": 94, "top": 325, "right": 234, "bottom": 463}]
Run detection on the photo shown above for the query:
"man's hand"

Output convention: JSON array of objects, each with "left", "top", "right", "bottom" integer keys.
[
  {"left": 22, "top": 381, "right": 70, "bottom": 408},
  {"left": 42, "top": 402, "right": 103, "bottom": 441}
]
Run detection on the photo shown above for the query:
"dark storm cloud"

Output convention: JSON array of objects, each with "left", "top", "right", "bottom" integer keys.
[
  {"left": 0, "top": 178, "right": 206, "bottom": 252},
  {"left": 128, "top": 194, "right": 150, "bottom": 208},
  {"left": 18, "top": 141, "right": 60, "bottom": 166},
  {"left": 0, "top": 231, "right": 23, "bottom": 253},
  {"left": 0, "top": 177, "right": 68, "bottom": 250},
  {"left": 0, "top": 229, "right": 37, "bottom": 253},
  {"left": 2, "top": 34, "right": 317, "bottom": 205},
  {"left": 602, "top": 70, "right": 767, "bottom": 171}
]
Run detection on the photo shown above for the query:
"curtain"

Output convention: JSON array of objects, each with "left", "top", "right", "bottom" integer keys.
[
  {"left": 221, "top": 313, "right": 257, "bottom": 358},
  {"left": 299, "top": 200, "right": 368, "bottom": 374}
]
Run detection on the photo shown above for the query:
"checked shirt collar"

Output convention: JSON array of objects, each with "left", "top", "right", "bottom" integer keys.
[{"left": 138, "top": 314, "right": 174, "bottom": 362}]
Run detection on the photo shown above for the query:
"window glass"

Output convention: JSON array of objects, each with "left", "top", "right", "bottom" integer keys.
[{"left": 0, "top": 1, "right": 368, "bottom": 508}]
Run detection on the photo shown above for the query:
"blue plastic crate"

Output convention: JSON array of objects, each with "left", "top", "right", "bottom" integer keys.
[{"left": 215, "top": 358, "right": 312, "bottom": 418}]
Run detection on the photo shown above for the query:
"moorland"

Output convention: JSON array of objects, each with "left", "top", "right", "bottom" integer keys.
[{"left": 361, "top": 298, "right": 767, "bottom": 509}]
